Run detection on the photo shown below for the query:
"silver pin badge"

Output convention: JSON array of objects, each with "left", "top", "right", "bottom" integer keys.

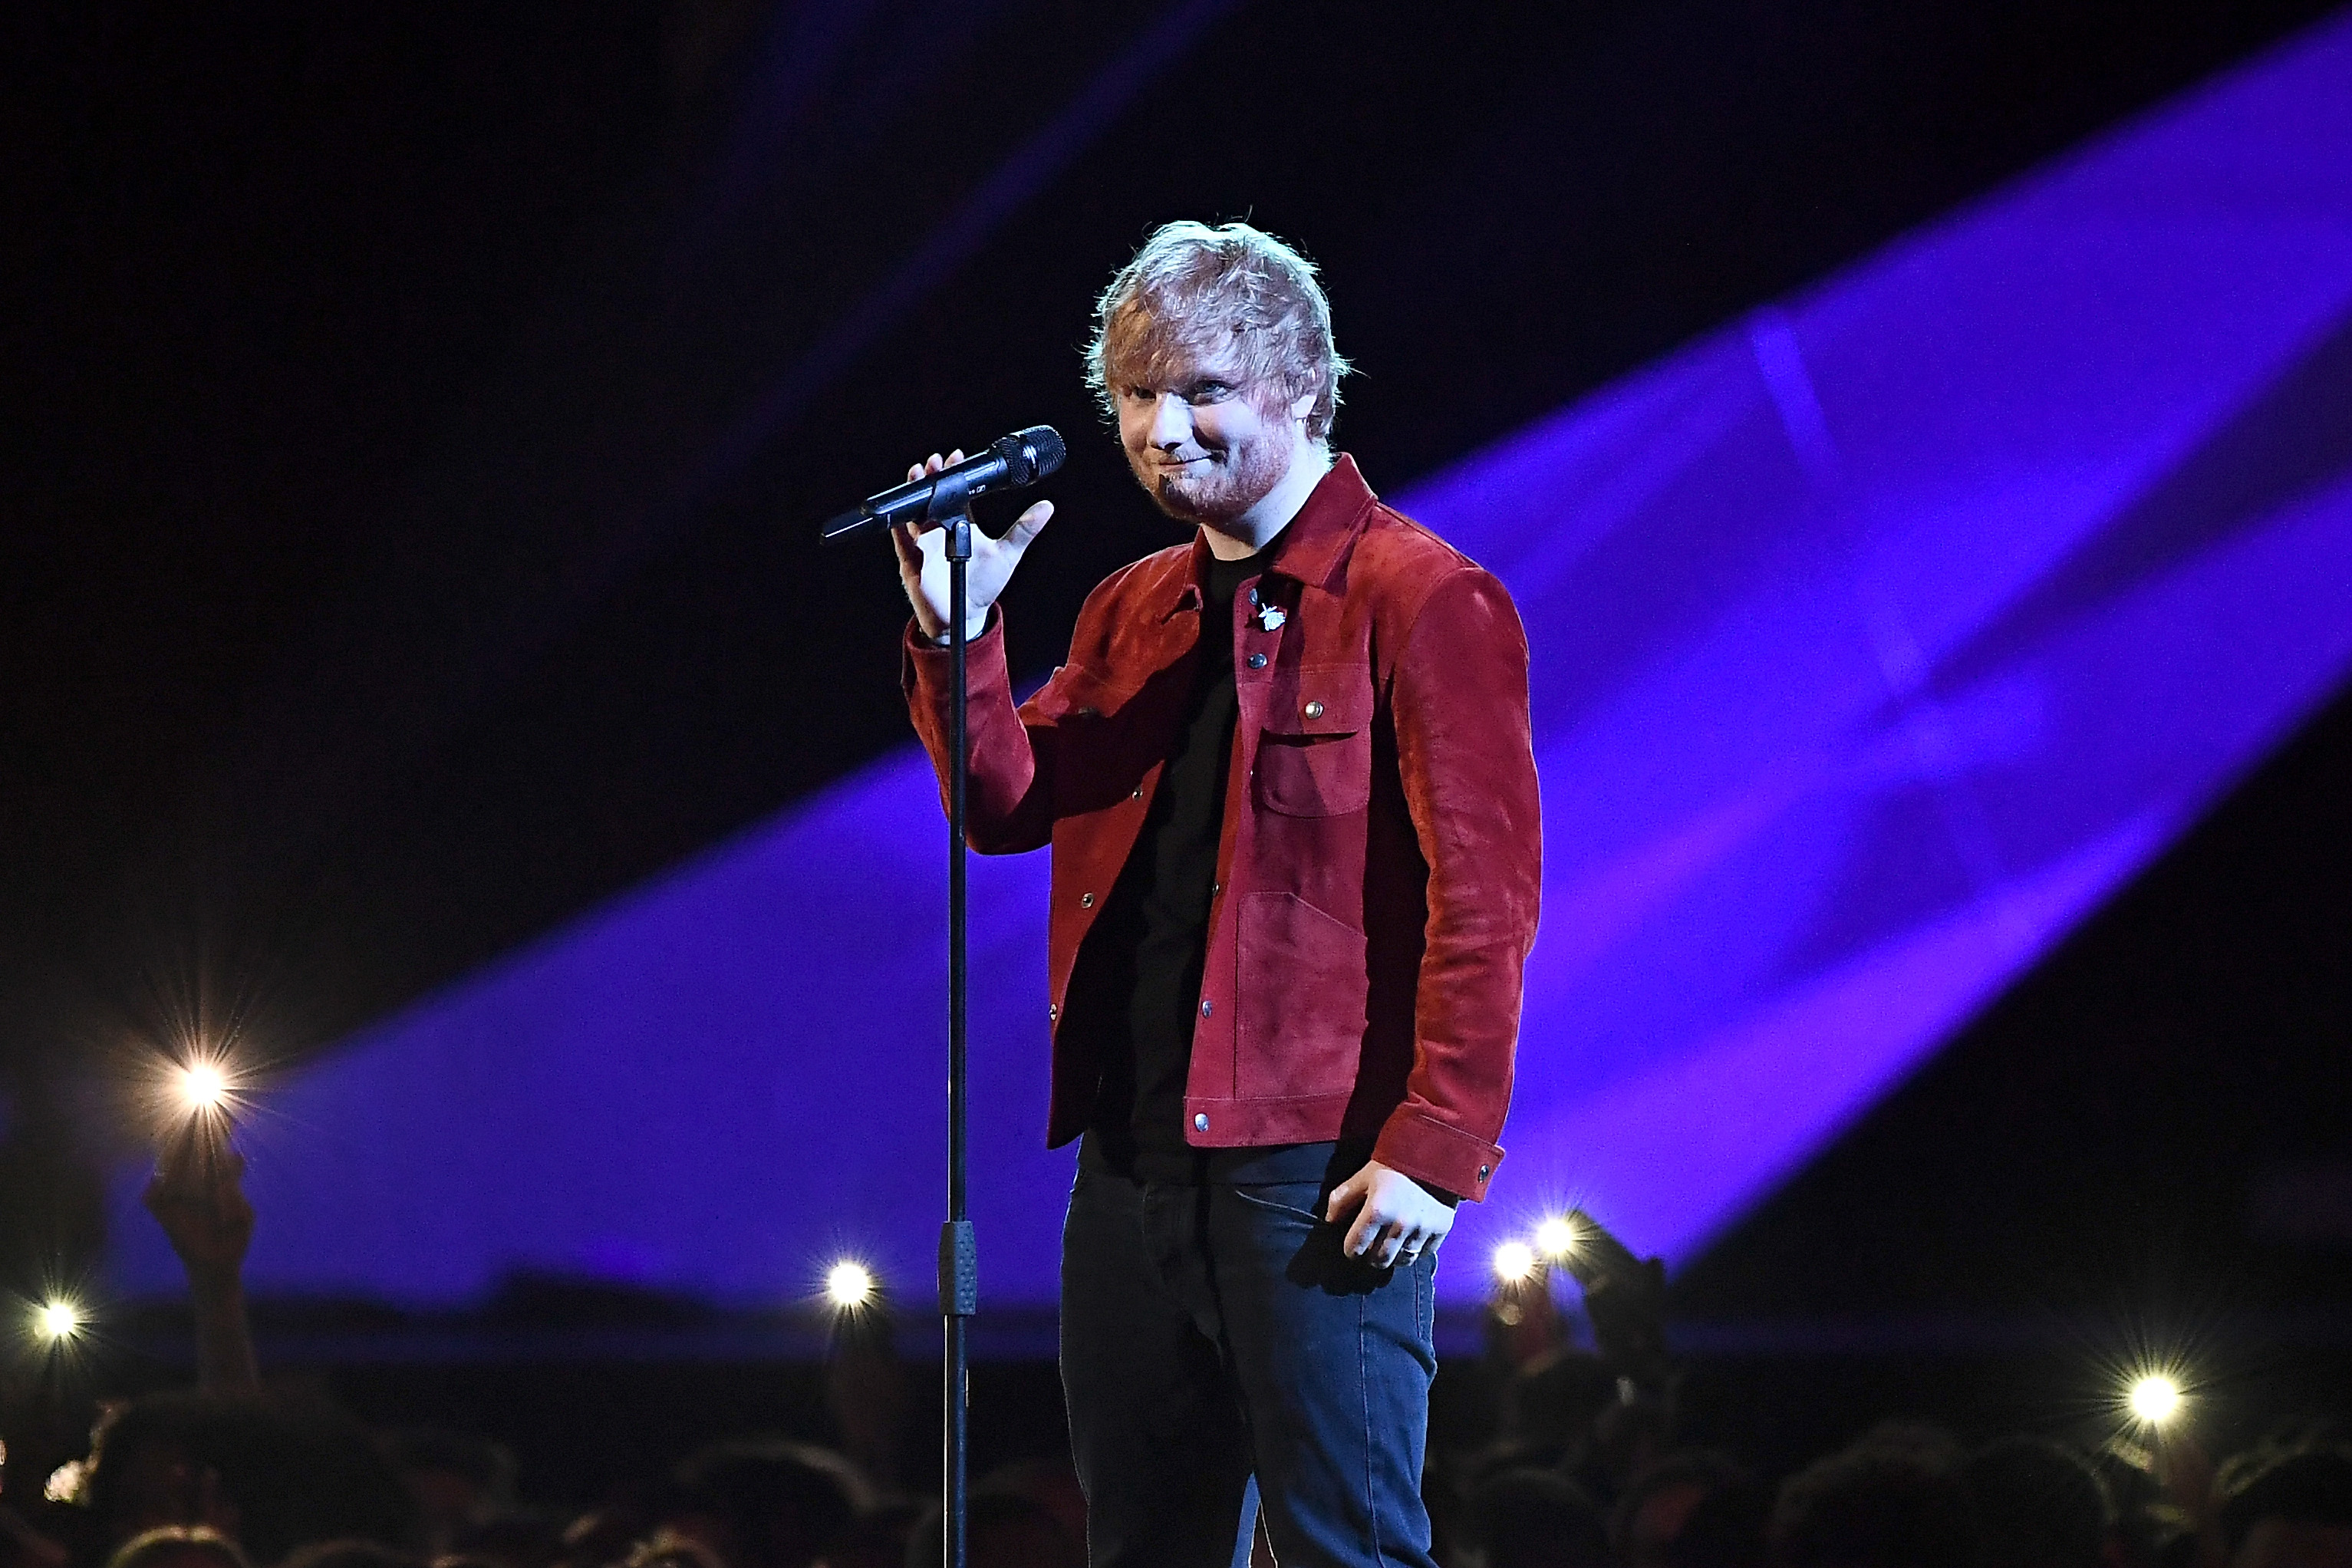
[{"left": 1257, "top": 604, "right": 1286, "bottom": 632}]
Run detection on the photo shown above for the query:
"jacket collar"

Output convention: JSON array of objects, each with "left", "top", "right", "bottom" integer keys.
[
  {"left": 1263, "top": 453, "right": 1377, "bottom": 592},
  {"left": 1161, "top": 453, "right": 1376, "bottom": 618}
]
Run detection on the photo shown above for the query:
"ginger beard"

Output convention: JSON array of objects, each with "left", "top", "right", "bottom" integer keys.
[{"left": 1130, "top": 413, "right": 1293, "bottom": 526}]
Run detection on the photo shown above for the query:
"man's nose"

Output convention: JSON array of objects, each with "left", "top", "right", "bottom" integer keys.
[{"left": 1148, "top": 392, "right": 1191, "bottom": 447}]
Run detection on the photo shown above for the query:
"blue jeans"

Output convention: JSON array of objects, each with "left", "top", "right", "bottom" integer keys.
[{"left": 1059, "top": 1163, "right": 1441, "bottom": 1568}]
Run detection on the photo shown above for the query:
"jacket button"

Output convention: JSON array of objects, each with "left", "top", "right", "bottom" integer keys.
[
  {"left": 1131, "top": 788, "right": 1141, "bottom": 800},
  {"left": 1194, "top": 1113, "right": 1210, "bottom": 1132},
  {"left": 1478, "top": 1164, "right": 1491, "bottom": 1180},
  {"left": 1049, "top": 1004, "right": 1059, "bottom": 1022},
  {"left": 1199, "top": 999, "right": 1214, "bottom": 1018},
  {"left": 1247, "top": 652, "right": 1267, "bottom": 670},
  {"left": 1304, "top": 700, "right": 1325, "bottom": 719},
  {"left": 1079, "top": 892, "right": 1094, "bottom": 908},
  {"left": 1247, "top": 587, "right": 1260, "bottom": 606}
]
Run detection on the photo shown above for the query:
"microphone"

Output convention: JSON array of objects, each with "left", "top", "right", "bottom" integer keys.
[{"left": 821, "top": 425, "right": 1066, "bottom": 542}]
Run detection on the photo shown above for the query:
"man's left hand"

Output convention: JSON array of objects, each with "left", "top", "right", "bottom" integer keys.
[{"left": 1326, "top": 1159, "right": 1455, "bottom": 1269}]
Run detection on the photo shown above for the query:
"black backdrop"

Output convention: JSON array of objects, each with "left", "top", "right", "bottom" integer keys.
[{"left": 5, "top": 0, "right": 2346, "bottom": 1313}]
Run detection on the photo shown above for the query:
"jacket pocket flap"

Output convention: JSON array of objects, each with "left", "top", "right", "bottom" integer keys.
[
  {"left": 1267, "top": 681, "right": 1372, "bottom": 736},
  {"left": 1025, "top": 664, "right": 1132, "bottom": 722}
]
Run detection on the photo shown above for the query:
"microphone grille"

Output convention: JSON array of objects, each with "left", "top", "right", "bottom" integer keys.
[{"left": 1018, "top": 424, "right": 1066, "bottom": 480}]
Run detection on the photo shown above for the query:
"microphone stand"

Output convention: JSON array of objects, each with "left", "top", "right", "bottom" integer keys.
[
  {"left": 822, "top": 466, "right": 989, "bottom": 1568},
  {"left": 929, "top": 469, "right": 979, "bottom": 1568}
]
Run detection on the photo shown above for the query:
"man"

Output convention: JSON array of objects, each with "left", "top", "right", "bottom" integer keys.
[{"left": 891, "top": 220, "right": 1541, "bottom": 1567}]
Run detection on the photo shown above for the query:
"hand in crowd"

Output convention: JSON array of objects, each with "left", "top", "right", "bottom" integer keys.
[
  {"left": 888, "top": 451, "right": 1053, "bottom": 642},
  {"left": 142, "top": 1113, "right": 259, "bottom": 1392},
  {"left": 143, "top": 1122, "right": 255, "bottom": 1289},
  {"left": 2152, "top": 1420, "right": 2225, "bottom": 1568}
]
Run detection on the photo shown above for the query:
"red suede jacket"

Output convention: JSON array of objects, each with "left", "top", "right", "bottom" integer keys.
[{"left": 902, "top": 456, "right": 1540, "bottom": 1201}]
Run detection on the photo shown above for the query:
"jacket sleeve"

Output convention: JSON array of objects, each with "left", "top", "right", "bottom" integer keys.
[
  {"left": 1369, "top": 566, "right": 1542, "bottom": 1201},
  {"left": 901, "top": 609, "right": 1060, "bottom": 855}
]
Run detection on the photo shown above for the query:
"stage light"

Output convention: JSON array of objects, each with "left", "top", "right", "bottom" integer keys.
[
  {"left": 179, "top": 1061, "right": 229, "bottom": 1113},
  {"left": 826, "top": 1261, "right": 875, "bottom": 1309},
  {"left": 2128, "top": 1373, "right": 2182, "bottom": 1425},
  {"left": 1535, "top": 1215, "right": 1577, "bottom": 1258},
  {"left": 36, "top": 1300, "right": 80, "bottom": 1341},
  {"left": 1493, "top": 1241, "right": 1537, "bottom": 1283},
  {"left": 150, "top": 1049, "right": 242, "bottom": 1132}
]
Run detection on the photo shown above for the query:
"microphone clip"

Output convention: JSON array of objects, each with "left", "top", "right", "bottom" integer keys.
[{"left": 928, "top": 466, "right": 977, "bottom": 562}]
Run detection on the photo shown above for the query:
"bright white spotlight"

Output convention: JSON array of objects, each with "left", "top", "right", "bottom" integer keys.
[
  {"left": 36, "top": 1300, "right": 81, "bottom": 1341},
  {"left": 1492, "top": 1241, "right": 1537, "bottom": 1283},
  {"left": 179, "top": 1061, "right": 229, "bottom": 1113},
  {"left": 2128, "top": 1374, "right": 2182, "bottom": 1425},
  {"left": 1535, "top": 1216, "right": 1578, "bottom": 1258},
  {"left": 825, "top": 1261, "right": 875, "bottom": 1309}
]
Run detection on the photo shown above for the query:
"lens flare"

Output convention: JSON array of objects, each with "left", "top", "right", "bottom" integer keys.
[
  {"left": 1535, "top": 1216, "right": 1578, "bottom": 1257},
  {"left": 180, "top": 1062, "right": 229, "bottom": 1113},
  {"left": 1493, "top": 1241, "right": 1537, "bottom": 1283},
  {"left": 825, "top": 1261, "right": 875, "bottom": 1309},
  {"left": 2128, "top": 1374, "right": 2182, "bottom": 1425},
  {"left": 150, "top": 1049, "right": 244, "bottom": 1131},
  {"left": 36, "top": 1300, "right": 80, "bottom": 1340}
]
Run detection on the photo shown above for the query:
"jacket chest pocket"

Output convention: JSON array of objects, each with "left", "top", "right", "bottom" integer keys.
[
  {"left": 1253, "top": 677, "right": 1373, "bottom": 816},
  {"left": 1026, "top": 664, "right": 1164, "bottom": 814}
]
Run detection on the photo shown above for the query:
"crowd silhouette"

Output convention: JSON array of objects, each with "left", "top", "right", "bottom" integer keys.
[{"left": 2, "top": 1128, "right": 2344, "bottom": 1568}]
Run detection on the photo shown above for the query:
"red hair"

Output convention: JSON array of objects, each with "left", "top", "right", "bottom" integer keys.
[{"left": 1086, "top": 221, "right": 1351, "bottom": 443}]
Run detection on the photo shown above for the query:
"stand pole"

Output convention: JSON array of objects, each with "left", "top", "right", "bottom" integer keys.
[
  {"left": 936, "top": 489, "right": 978, "bottom": 1568},
  {"left": 819, "top": 471, "right": 986, "bottom": 1568}
]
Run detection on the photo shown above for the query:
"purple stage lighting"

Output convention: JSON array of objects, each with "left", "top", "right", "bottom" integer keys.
[{"left": 111, "top": 13, "right": 2352, "bottom": 1309}]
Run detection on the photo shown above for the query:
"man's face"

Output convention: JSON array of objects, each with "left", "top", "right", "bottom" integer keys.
[{"left": 1112, "top": 340, "right": 1305, "bottom": 527}]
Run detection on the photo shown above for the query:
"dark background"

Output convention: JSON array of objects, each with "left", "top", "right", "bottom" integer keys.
[{"left": 5, "top": 1, "right": 2347, "bottom": 1330}]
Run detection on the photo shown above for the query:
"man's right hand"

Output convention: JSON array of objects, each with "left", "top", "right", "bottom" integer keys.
[{"left": 889, "top": 450, "right": 1054, "bottom": 642}]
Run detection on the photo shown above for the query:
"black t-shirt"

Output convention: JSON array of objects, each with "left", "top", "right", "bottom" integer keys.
[{"left": 1069, "top": 545, "right": 1349, "bottom": 1186}]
